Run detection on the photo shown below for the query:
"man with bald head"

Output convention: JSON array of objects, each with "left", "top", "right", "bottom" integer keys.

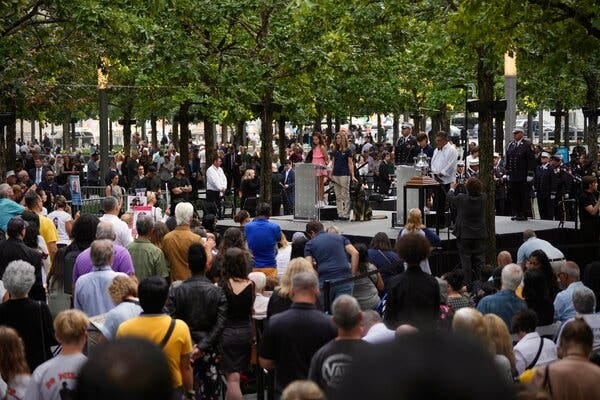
[
  {"left": 74, "top": 239, "right": 128, "bottom": 316},
  {"left": 72, "top": 221, "right": 135, "bottom": 286}
]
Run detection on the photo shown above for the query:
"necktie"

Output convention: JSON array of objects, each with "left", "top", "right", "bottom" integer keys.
[{"left": 36, "top": 168, "right": 41, "bottom": 184}]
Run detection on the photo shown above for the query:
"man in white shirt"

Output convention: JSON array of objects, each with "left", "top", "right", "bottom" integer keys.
[
  {"left": 361, "top": 310, "right": 395, "bottom": 344},
  {"left": 430, "top": 131, "right": 458, "bottom": 226},
  {"left": 516, "top": 229, "right": 565, "bottom": 271},
  {"left": 99, "top": 196, "right": 133, "bottom": 247},
  {"left": 512, "top": 309, "right": 557, "bottom": 375},
  {"left": 205, "top": 156, "right": 228, "bottom": 217}
]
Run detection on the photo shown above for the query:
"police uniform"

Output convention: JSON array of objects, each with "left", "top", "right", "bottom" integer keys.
[
  {"left": 534, "top": 153, "right": 552, "bottom": 220},
  {"left": 505, "top": 135, "right": 535, "bottom": 220},
  {"left": 394, "top": 134, "right": 419, "bottom": 165},
  {"left": 493, "top": 156, "right": 508, "bottom": 216},
  {"left": 549, "top": 157, "right": 573, "bottom": 221}
]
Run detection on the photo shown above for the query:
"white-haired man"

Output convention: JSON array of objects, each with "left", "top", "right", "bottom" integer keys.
[
  {"left": 554, "top": 261, "right": 585, "bottom": 323},
  {"left": 74, "top": 239, "right": 127, "bottom": 317},
  {"left": 476, "top": 263, "right": 527, "bottom": 331},
  {"left": 162, "top": 202, "right": 213, "bottom": 281}
]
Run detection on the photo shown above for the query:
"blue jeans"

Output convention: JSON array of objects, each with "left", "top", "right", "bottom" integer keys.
[{"left": 320, "top": 281, "right": 354, "bottom": 312}]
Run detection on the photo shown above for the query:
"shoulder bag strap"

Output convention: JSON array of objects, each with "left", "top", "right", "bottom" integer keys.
[
  {"left": 159, "top": 318, "right": 177, "bottom": 349},
  {"left": 378, "top": 250, "right": 393, "bottom": 265},
  {"left": 526, "top": 337, "right": 545, "bottom": 370}
]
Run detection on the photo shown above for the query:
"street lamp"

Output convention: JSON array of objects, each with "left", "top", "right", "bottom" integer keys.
[
  {"left": 504, "top": 52, "right": 517, "bottom": 147},
  {"left": 97, "top": 57, "right": 109, "bottom": 181}
]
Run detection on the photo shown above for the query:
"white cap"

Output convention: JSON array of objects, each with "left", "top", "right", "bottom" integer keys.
[
  {"left": 5, "top": 170, "right": 15, "bottom": 178},
  {"left": 493, "top": 152, "right": 500, "bottom": 158},
  {"left": 541, "top": 152, "right": 550, "bottom": 158}
]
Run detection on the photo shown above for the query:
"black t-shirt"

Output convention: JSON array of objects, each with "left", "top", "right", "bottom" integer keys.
[
  {"left": 308, "top": 339, "right": 371, "bottom": 397},
  {"left": 168, "top": 176, "right": 191, "bottom": 202},
  {"left": 580, "top": 190, "right": 598, "bottom": 223},
  {"left": 260, "top": 303, "right": 337, "bottom": 397}
]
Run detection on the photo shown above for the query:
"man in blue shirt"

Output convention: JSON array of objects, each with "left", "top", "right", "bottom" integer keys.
[
  {"left": 477, "top": 263, "right": 527, "bottom": 331},
  {"left": 304, "top": 220, "right": 358, "bottom": 307},
  {"left": 0, "top": 183, "right": 25, "bottom": 232},
  {"left": 245, "top": 202, "right": 281, "bottom": 277},
  {"left": 554, "top": 261, "right": 586, "bottom": 323}
]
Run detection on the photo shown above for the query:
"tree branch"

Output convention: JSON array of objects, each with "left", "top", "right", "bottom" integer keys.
[{"left": 528, "top": 0, "right": 600, "bottom": 39}]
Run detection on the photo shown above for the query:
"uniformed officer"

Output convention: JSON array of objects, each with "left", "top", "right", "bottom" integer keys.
[
  {"left": 394, "top": 124, "right": 419, "bottom": 165},
  {"left": 534, "top": 151, "right": 552, "bottom": 220},
  {"left": 455, "top": 161, "right": 470, "bottom": 193},
  {"left": 493, "top": 152, "right": 508, "bottom": 216},
  {"left": 549, "top": 154, "right": 573, "bottom": 221},
  {"left": 506, "top": 127, "right": 535, "bottom": 221}
]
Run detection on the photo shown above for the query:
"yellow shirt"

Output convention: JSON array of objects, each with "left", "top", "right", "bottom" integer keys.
[
  {"left": 162, "top": 226, "right": 202, "bottom": 281},
  {"left": 38, "top": 214, "right": 59, "bottom": 263},
  {"left": 117, "top": 315, "right": 192, "bottom": 387}
]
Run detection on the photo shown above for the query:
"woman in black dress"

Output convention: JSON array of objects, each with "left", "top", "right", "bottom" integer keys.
[
  {"left": 239, "top": 169, "right": 259, "bottom": 216},
  {"left": 219, "top": 247, "right": 255, "bottom": 400}
]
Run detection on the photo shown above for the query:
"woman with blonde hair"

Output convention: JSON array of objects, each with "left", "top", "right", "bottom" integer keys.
[
  {"left": 483, "top": 313, "right": 517, "bottom": 377},
  {"left": 275, "top": 233, "right": 292, "bottom": 278},
  {"left": 100, "top": 275, "right": 142, "bottom": 340},
  {"left": 146, "top": 191, "right": 164, "bottom": 222},
  {"left": 0, "top": 326, "right": 30, "bottom": 399},
  {"left": 25, "top": 310, "right": 89, "bottom": 399},
  {"left": 398, "top": 208, "right": 440, "bottom": 274},
  {"left": 267, "top": 258, "right": 318, "bottom": 318},
  {"left": 452, "top": 308, "right": 513, "bottom": 384},
  {"left": 239, "top": 169, "right": 259, "bottom": 216}
]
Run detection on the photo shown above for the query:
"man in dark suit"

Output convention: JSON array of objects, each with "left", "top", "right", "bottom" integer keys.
[
  {"left": 0, "top": 216, "right": 45, "bottom": 301},
  {"left": 447, "top": 177, "right": 487, "bottom": 285},
  {"left": 394, "top": 124, "right": 419, "bottom": 165},
  {"left": 505, "top": 127, "right": 535, "bottom": 221},
  {"left": 282, "top": 159, "right": 295, "bottom": 215},
  {"left": 28, "top": 157, "right": 49, "bottom": 186},
  {"left": 534, "top": 151, "right": 552, "bottom": 219}
]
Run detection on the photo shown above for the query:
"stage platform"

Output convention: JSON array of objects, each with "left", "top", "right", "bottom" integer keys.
[{"left": 216, "top": 211, "right": 595, "bottom": 276}]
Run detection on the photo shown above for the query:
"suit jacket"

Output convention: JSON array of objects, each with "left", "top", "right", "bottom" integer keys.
[
  {"left": 28, "top": 167, "right": 50, "bottom": 184},
  {"left": 505, "top": 139, "right": 534, "bottom": 182},
  {"left": 447, "top": 191, "right": 487, "bottom": 240},
  {"left": 0, "top": 238, "right": 45, "bottom": 301},
  {"left": 283, "top": 169, "right": 295, "bottom": 192}
]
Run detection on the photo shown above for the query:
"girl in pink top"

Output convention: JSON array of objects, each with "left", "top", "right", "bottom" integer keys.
[{"left": 311, "top": 132, "right": 328, "bottom": 206}]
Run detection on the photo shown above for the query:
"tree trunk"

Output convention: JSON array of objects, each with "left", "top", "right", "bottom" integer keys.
[
  {"left": 584, "top": 73, "right": 599, "bottom": 169},
  {"left": 178, "top": 102, "right": 191, "bottom": 173},
  {"left": 236, "top": 120, "right": 245, "bottom": 147},
  {"left": 393, "top": 113, "right": 400, "bottom": 144},
  {"left": 62, "top": 116, "right": 70, "bottom": 152},
  {"left": 278, "top": 118, "right": 286, "bottom": 165},
  {"left": 172, "top": 114, "right": 179, "bottom": 150},
  {"left": 38, "top": 120, "right": 43, "bottom": 144},
  {"left": 6, "top": 102, "right": 16, "bottom": 172},
  {"left": 495, "top": 115, "right": 505, "bottom": 156},
  {"left": 326, "top": 115, "right": 333, "bottom": 142},
  {"left": 554, "top": 102, "right": 562, "bottom": 147},
  {"left": 334, "top": 117, "right": 341, "bottom": 134},
  {"left": 204, "top": 118, "right": 215, "bottom": 167},
  {"left": 123, "top": 105, "right": 133, "bottom": 157},
  {"left": 259, "top": 95, "right": 274, "bottom": 203},
  {"left": 476, "top": 47, "right": 497, "bottom": 264}
]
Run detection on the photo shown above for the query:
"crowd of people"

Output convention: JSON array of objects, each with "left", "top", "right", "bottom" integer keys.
[{"left": 0, "top": 129, "right": 599, "bottom": 400}]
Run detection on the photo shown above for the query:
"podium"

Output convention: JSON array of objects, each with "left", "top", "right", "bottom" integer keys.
[
  {"left": 294, "top": 163, "right": 320, "bottom": 220},
  {"left": 395, "top": 165, "right": 420, "bottom": 225},
  {"left": 403, "top": 175, "right": 440, "bottom": 232}
]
